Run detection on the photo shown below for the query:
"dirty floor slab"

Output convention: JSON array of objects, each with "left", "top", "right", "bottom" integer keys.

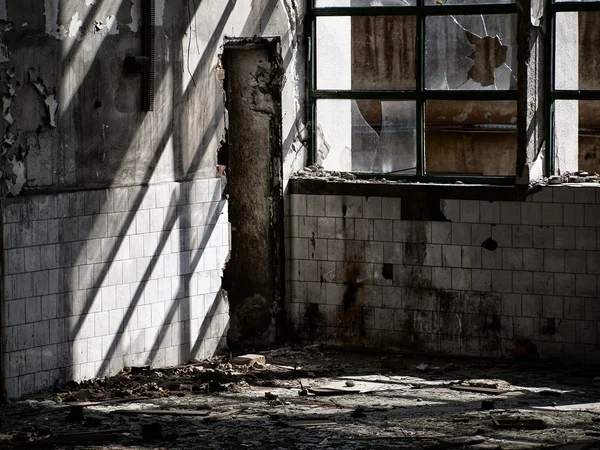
[{"left": 1, "top": 347, "right": 600, "bottom": 449}]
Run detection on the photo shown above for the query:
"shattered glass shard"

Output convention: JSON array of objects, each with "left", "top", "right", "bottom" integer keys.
[
  {"left": 465, "top": 32, "right": 508, "bottom": 87},
  {"left": 425, "top": 14, "right": 516, "bottom": 90}
]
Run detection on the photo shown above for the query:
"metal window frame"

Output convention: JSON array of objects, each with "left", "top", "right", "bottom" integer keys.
[
  {"left": 545, "top": 0, "right": 600, "bottom": 175},
  {"left": 307, "top": 0, "right": 519, "bottom": 184}
]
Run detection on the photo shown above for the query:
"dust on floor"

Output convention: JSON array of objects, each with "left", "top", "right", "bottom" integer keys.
[{"left": 1, "top": 347, "right": 600, "bottom": 449}]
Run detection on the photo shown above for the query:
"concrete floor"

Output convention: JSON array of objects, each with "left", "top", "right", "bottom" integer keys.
[{"left": 1, "top": 347, "right": 600, "bottom": 449}]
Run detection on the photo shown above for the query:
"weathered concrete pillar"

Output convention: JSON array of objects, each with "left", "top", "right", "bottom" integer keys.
[{"left": 224, "top": 42, "right": 284, "bottom": 350}]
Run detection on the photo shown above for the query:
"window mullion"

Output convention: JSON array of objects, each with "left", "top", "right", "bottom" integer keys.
[{"left": 416, "top": 0, "right": 425, "bottom": 177}]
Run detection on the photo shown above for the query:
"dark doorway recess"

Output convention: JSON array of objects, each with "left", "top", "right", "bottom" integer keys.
[{"left": 222, "top": 38, "right": 285, "bottom": 349}]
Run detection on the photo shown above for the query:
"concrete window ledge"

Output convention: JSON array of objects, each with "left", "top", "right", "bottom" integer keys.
[{"left": 288, "top": 177, "right": 532, "bottom": 202}]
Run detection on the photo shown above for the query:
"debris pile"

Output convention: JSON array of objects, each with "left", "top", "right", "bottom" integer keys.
[{"left": 0, "top": 348, "right": 599, "bottom": 449}]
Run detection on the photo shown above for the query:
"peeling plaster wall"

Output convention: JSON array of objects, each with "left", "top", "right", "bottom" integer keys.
[
  {"left": 0, "top": 0, "right": 306, "bottom": 398},
  {"left": 0, "top": 0, "right": 307, "bottom": 195}
]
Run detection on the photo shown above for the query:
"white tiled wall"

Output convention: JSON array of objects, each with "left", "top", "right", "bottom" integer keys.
[
  {"left": 2, "top": 179, "right": 230, "bottom": 399},
  {"left": 286, "top": 186, "right": 600, "bottom": 363}
]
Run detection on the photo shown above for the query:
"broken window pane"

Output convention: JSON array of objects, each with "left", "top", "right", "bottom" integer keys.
[
  {"left": 315, "top": 0, "right": 415, "bottom": 7},
  {"left": 425, "top": 100, "right": 517, "bottom": 175},
  {"left": 425, "top": 14, "right": 517, "bottom": 90},
  {"left": 554, "top": 100, "right": 600, "bottom": 174},
  {"left": 316, "top": 16, "right": 416, "bottom": 91},
  {"left": 555, "top": 12, "right": 600, "bottom": 90},
  {"left": 317, "top": 99, "right": 416, "bottom": 174},
  {"left": 425, "top": 0, "right": 514, "bottom": 4}
]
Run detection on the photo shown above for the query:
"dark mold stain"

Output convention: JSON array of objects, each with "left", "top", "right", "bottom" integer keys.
[
  {"left": 480, "top": 314, "right": 502, "bottom": 333},
  {"left": 381, "top": 263, "right": 393, "bottom": 280},
  {"left": 336, "top": 264, "right": 367, "bottom": 342},
  {"left": 481, "top": 237, "right": 498, "bottom": 251},
  {"left": 404, "top": 242, "right": 426, "bottom": 266},
  {"left": 304, "top": 303, "right": 323, "bottom": 339},
  {"left": 542, "top": 318, "right": 557, "bottom": 336},
  {"left": 343, "top": 264, "right": 362, "bottom": 313}
]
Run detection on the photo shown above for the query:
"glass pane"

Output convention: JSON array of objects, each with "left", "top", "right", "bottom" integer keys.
[
  {"left": 316, "top": 16, "right": 416, "bottom": 91},
  {"left": 315, "top": 0, "right": 415, "bottom": 6},
  {"left": 555, "top": 12, "right": 600, "bottom": 90},
  {"left": 317, "top": 99, "right": 416, "bottom": 174},
  {"left": 425, "top": 14, "right": 517, "bottom": 90},
  {"left": 425, "top": 0, "right": 514, "bottom": 4},
  {"left": 426, "top": 100, "right": 517, "bottom": 175},
  {"left": 554, "top": 100, "right": 600, "bottom": 174}
]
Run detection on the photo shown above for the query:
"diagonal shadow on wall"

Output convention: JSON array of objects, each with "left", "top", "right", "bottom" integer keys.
[{"left": 56, "top": 0, "right": 298, "bottom": 383}]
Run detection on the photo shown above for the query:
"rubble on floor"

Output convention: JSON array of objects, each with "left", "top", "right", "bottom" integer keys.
[{"left": 1, "top": 347, "right": 600, "bottom": 449}]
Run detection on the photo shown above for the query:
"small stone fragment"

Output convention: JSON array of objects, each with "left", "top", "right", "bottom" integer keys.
[
  {"left": 265, "top": 392, "right": 278, "bottom": 400},
  {"left": 345, "top": 380, "right": 355, "bottom": 387},
  {"left": 548, "top": 175, "right": 563, "bottom": 184},
  {"left": 231, "top": 354, "right": 266, "bottom": 366}
]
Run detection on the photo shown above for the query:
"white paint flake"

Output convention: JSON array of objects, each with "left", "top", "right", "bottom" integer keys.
[
  {"left": 68, "top": 12, "right": 83, "bottom": 40},
  {"left": 6, "top": 156, "right": 25, "bottom": 195},
  {"left": 44, "top": 1, "right": 85, "bottom": 40},
  {"left": 129, "top": 0, "right": 140, "bottom": 33},
  {"left": 44, "top": 94, "right": 58, "bottom": 127},
  {"left": 85, "top": 0, "right": 97, "bottom": 6},
  {"left": 106, "top": 15, "right": 118, "bottom": 35},
  {"left": 44, "top": 0, "right": 61, "bottom": 39},
  {"left": 3, "top": 96, "right": 13, "bottom": 124}
]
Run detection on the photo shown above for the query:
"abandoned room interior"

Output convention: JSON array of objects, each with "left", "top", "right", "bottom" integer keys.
[{"left": 0, "top": 0, "right": 599, "bottom": 448}]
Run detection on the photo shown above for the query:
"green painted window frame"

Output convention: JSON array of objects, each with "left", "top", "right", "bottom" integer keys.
[
  {"left": 307, "top": 0, "right": 519, "bottom": 185},
  {"left": 545, "top": 0, "right": 600, "bottom": 176}
]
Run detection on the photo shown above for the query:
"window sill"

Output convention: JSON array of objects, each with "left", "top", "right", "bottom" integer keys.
[{"left": 288, "top": 176, "right": 532, "bottom": 201}]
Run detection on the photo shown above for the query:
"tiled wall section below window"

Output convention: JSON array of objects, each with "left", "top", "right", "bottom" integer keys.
[
  {"left": 286, "top": 186, "right": 600, "bottom": 363},
  {"left": 2, "top": 179, "right": 230, "bottom": 399}
]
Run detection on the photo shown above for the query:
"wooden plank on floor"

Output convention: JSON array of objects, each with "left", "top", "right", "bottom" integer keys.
[
  {"left": 449, "top": 385, "right": 508, "bottom": 395},
  {"left": 111, "top": 409, "right": 211, "bottom": 416}
]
